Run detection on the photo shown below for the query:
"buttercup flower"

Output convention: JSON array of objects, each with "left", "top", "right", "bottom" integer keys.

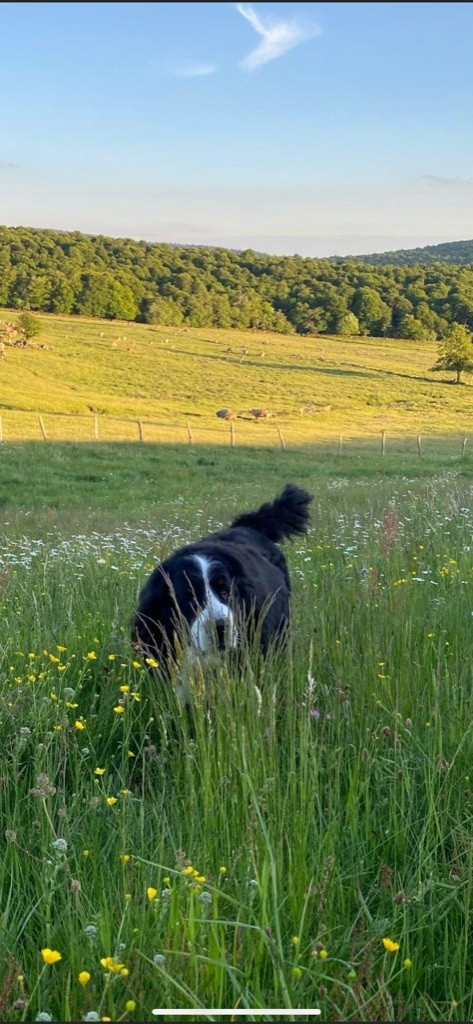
[
  {"left": 41, "top": 948, "right": 62, "bottom": 964},
  {"left": 78, "top": 971, "right": 91, "bottom": 985},
  {"left": 100, "top": 957, "right": 126, "bottom": 973},
  {"left": 147, "top": 887, "right": 158, "bottom": 900},
  {"left": 382, "top": 937, "right": 400, "bottom": 952}
]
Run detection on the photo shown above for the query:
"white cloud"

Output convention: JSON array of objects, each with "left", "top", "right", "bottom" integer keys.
[
  {"left": 172, "top": 62, "right": 218, "bottom": 78},
  {"left": 236, "top": 3, "right": 320, "bottom": 70}
]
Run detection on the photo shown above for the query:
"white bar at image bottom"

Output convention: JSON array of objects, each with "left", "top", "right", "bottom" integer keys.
[{"left": 151, "top": 1011, "right": 321, "bottom": 1017}]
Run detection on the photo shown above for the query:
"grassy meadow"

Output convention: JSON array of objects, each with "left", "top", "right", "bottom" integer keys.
[
  {"left": 1, "top": 310, "right": 473, "bottom": 445},
  {"left": 0, "top": 311, "right": 473, "bottom": 1021},
  {"left": 0, "top": 441, "right": 472, "bottom": 1023}
]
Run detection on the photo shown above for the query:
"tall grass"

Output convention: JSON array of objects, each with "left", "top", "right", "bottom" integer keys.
[{"left": 0, "top": 451, "right": 472, "bottom": 1021}]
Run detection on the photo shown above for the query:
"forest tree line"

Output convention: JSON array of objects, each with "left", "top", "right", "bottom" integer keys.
[{"left": 2, "top": 225, "right": 473, "bottom": 339}]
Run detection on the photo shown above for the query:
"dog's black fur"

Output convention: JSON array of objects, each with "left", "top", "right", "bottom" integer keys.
[{"left": 133, "top": 484, "right": 312, "bottom": 670}]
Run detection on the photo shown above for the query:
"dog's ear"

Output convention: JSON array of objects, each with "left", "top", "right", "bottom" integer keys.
[{"left": 132, "top": 567, "right": 173, "bottom": 654}]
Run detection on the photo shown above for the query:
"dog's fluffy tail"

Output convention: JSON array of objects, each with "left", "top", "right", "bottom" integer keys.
[{"left": 231, "top": 484, "right": 312, "bottom": 543}]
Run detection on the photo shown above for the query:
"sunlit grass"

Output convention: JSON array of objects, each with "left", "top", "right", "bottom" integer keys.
[{"left": 1, "top": 310, "right": 473, "bottom": 444}]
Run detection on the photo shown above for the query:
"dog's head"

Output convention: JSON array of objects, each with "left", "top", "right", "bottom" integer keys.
[{"left": 133, "top": 550, "right": 240, "bottom": 668}]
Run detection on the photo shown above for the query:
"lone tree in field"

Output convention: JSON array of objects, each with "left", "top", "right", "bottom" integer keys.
[
  {"left": 431, "top": 322, "right": 473, "bottom": 383},
  {"left": 17, "top": 312, "right": 41, "bottom": 340}
]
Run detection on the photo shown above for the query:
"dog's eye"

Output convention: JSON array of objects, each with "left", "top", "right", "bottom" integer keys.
[{"left": 213, "top": 577, "right": 229, "bottom": 599}]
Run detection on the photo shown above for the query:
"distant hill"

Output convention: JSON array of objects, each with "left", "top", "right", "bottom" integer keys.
[
  {"left": 2, "top": 224, "right": 473, "bottom": 339},
  {"left": 349, "top": 239, "right": 473, "bottom": 266}
]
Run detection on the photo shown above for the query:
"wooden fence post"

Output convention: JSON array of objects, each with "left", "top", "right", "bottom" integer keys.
[
  {"left": 276, "top": 427, "right": 286, "bottom": 451},
  {"left": 94, "top": 416, "right": 99, "bottom": 440},
  {"left": 230, "top": 422, "right": 235, "bottom": 448},
  {"left": 381, "top": 430, "right": 386, "bottom": 456},
  {"left": 417, "top": 435, "right": 422, "bottom": 458},
  {"left": 137, "top": 419, "right": 144, "bottom": 442},
  {"left": 38, "top": 415, "right": 47, "bottom": 440},
  {"left": 186, "top": 420, "right": 193, "bottom": 445},
  {"left": 0, "top": 415, "right": 3, "bottom": 442},
  {"left": 461, "top": 436, "right": 467, "bottom": 458},
  {"left": 338, "top": 433, "right": 343, "bottom": 455}
]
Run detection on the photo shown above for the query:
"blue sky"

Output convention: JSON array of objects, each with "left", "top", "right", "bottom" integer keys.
[{"left": 1, "top": 2, "right": 473, "bottom": 256}]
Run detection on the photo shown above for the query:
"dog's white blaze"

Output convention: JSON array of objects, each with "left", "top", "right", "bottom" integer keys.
[{"left": 190, "top": 554, "right": 236, "bottom": 651}]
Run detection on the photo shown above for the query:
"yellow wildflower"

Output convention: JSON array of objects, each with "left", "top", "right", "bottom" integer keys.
[
  {"left": 94, "top": 768, "right": 105, "bottom": 775},
  {"left": 382, "top": 937, "right": 400, "bottom": 952},
  {"left": 113, "top": 705, "right": 125, "bottom": 714},
  {"left": 132, "top": 660, "right": 142, "bottom": 669},
  {"left": 125, "top": 1000, "right": 136, "bottom": 1012},
  {"left": 120, "top": 685, "right": 130, "bottom": 693},
  {"left": 121, "top": 854, "right": 131, "bottom": 863},
  {"left": 57, "top": 645, "right": 67, "bottom": 652},
  {"left": 106, "top": 796, "right": 118, "bottom": 806},
  {"left": 78, "top": 970, "right": 91, "bottom": 985},
  {"left": 147, "top": 887, "right": 158, "bottom": 900},
  {"left": 41, "top": 948, "right": 62, "bottom": 964},
  {"left": 145, "top": 657, "right": 159, "bottom": 668},
  {"left": 100, "top": 957, "right": 125, "bottom": 973},
  {"left": 75, "top": 720, "right": 86, "bottom": 730},
  {"left": 86, "top": 651, "right": 97, "bottom": 661}
]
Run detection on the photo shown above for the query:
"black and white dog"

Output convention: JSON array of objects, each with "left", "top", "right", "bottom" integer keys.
[{"left": 133, "top": 485, "right": 312, "bottom": 678}]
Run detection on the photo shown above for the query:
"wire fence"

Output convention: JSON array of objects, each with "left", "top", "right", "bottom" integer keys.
[{"left": 0, "top": 410, "right": 470, "bottom": 458}]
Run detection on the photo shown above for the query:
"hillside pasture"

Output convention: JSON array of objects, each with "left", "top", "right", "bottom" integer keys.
[{"left": 1, "top": 313, "right": 473, "bottom": 444}]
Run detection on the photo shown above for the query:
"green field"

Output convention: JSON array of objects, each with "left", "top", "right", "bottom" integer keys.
[
  {"left": 1, "top": 311, "right": 473, "bottom": 446},
  {"left": 1, "top": 312, "right": 472, "bottom": 1022},
  {"left": 0, "top": 439, "right": 473, "bottom": 1022}
]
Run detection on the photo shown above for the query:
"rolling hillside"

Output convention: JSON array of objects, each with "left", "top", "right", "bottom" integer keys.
[
  {"left": 1, "top": 311, "right": 472, "bottom": 444},
  {"left": 2, "top": 225, "right": 473, "bottom": 341},
  {"left": 353, "top": 238, "right": 473, "bottom": 266}
]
